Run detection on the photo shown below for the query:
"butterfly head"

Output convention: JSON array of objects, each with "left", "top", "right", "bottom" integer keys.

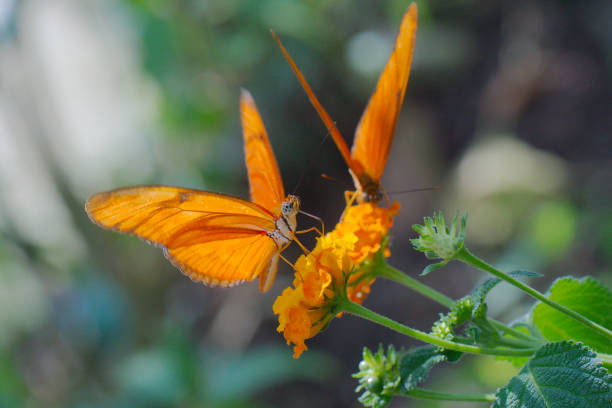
[
  {"left": 277, "top": 195, "right": 300, "bottom": 238},
  {"left": 361, "top": 182, "right": 383, "bottom": 203},
  {"left": 281, "top": 195, "right": 300, "bottom": 217}
]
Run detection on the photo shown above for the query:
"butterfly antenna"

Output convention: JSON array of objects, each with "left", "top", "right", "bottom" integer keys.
[
  {"left": 320, "top": 173, "right": 352, "bottom": 190},
  {"left": 270, "top": 30, "right": 355, "bottom": 170},
  {"left": 291, "top": 127, "right": 331, "bottom": 196},
  {"left": 381, "top": 185, "right": 392, "bottom": 208},
  {"left": 387, "top": 187, "right": 440, "bottom": 195},
  {"left": 291, "top": 167, "right": 307, "bottom": 197}
]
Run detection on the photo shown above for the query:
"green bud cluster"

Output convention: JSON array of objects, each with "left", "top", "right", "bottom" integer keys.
[
  {"left": 411, "top": 212, "right": 466, "bottom": 263},
  {"left": 353, "top": 345, "right": 403, "bottom": 408},
  {"left": 431, "top": 296, "right": 474, "bottom": 341}
]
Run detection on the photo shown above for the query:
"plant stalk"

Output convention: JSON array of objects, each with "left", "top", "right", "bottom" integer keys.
[
  {"left": 456, "top": 248, "right": 612, "bottom": 341},
  {"left": 405, "top": 388, "right": 496, "bottom": 402},
  {"left": 377, "top": 263, "right": 453, "bottom": 307},
  {"left": 377, "top": 263, "right": 539, "bottom": 343},
  {"left": 337, "top": 298, "right": 538, "bottom": 357},
  {"left": 494, "top": 336, "right": 539, "bottom": 349}
]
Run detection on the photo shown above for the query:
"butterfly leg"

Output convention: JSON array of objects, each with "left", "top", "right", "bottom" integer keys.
[
  {"left": 298, "top": 210, "right": 325, "bottom": 235},
  {"left": 279, "top": 252, "right": 295, "bottom": 269},
  {"left": 340, "top": 190, "right": 359, "bottom": 220},
  {"left": 344, "top": 190, "right": 359, "bottom": 207},
  {"left": 296, "top": 226, "right": 323, "bottom": 236},
  {"left": 292, "top": 235, "right": 311, "bottom": 255}
]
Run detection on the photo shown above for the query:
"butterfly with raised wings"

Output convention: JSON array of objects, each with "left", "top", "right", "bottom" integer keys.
[
  {"left": 272, "top": 3, "right": 418, "bottom": 203},
  {"left": 86, "top": 89, "right": 306, "bottom": 292}
]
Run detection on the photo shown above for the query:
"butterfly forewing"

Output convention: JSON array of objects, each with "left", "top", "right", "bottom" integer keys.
[
  {"left": 86, "top": 186, "right": 276, "bottom": 238},
  {"left": 269, "top": 31, "right": 357, "bottom": 175},
  {"left": 85, "top": 186, "right": 280, "bottom": 287},
  {"left": 351, "top": 3, "right": 418, "bottom": 183},
  {"left": 240, "top": 89, "right": 286, "bottom": 213}
]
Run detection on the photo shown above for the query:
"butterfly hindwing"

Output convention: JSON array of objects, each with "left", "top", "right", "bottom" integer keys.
[{"left": 166, "top": 232, "right": 279, "bottom": 287}]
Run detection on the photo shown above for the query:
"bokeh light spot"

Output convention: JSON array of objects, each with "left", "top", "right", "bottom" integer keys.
[
  {"left": 346, "top": 30, "right": 392, "bottom": 76},
  {"left": 529, "top": 201, "right": 577, "bottom": 258}
]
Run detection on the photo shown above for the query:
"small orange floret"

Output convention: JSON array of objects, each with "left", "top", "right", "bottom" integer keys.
[
  {"left": 333, "top": 202, "right": 400, "bottom": 303},
  {"left": 273, "top": 202, "right": 399, "bottom": 357}
]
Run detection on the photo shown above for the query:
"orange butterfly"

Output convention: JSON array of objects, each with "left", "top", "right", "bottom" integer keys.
[
  {"left": 272, "top": 3, "right": 418, "bottom": 203},
  {"left": 86, "top": 89, "right": 305, "bottom": 292}
]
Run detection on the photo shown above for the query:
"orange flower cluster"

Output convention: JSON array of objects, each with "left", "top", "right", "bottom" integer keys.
[{"left": 273, "top": 202, "right": 399, "bottom": 357}]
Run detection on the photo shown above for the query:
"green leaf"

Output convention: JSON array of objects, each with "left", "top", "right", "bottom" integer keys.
[
  {"left": 495, "top": 325, "right": 535, "bottom": 368},
  {"left": 399, "top": 346, "right": 447, "bottom": 392},
  {"left": 471, "top": 271, "right": 541, "bottom": 310},
  {"left": 441, "top": 348, "right": 464, "bottom": 363},
  {"left": 493, "top": 341, "right": 611, "bottom": 408},
  {"left": 507, "top": 270, "right": 542, "bottom": 277},
  {"left": 469, "top": 271, "right": 539, "bottom": 345},
  {"left": 532, "top": 277, "right": 612, "bottom": 353},
  {"left": 420, "top": 261, "right": 447, "bottom": 276}
]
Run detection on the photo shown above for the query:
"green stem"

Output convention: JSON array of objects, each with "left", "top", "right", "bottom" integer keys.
[
  {"left": 494, "top": 336, "right": 538, "bottom": 349},
  {"left": 405, "top": 388, "right": 495, "bottom": 402},
  {"left": 376, "top": 263, "right": 454, "bottom": 308},
  {"left": 489, "top": 320, "right": 538, "bottom": 342},
  {"left": 377, "top": 263, "right": 539, "bottom": 343},
  {"left": 337, "top": 298, "right": 538, "bottom": 357},
  {"left": 456, "top": 248, "right": 612, "bottom": 341}
]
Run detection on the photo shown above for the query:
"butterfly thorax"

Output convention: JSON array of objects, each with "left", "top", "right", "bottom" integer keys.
[
  {"left": 349, "top": 169, "right": 383, "bottom": 203},
  {"left": 268, "top": 195, "right": 300, "bottom": 248}
]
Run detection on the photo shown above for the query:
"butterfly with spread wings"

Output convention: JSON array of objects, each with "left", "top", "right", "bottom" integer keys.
[
  {"left": 272, "top": 3, "right": 418, "bottom": 203},
  {"left": 86, "top": 89, "right": 306, "bottom": 292}
]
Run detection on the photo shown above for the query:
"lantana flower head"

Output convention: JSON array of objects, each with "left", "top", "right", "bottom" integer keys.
[
  {"left": 273, "top": 202, "right": 400, "bottom": 357},
  {"left": 411, "top": 211, "right": 467, "bottom": 275}
]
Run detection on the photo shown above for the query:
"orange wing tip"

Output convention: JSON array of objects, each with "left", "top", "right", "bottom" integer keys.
[
  {"left": 84, "top": 192, "right": 114, "bottom": 227},
  {"left": 85, "top": 192, "right": 107, "bottom": 212},
  {"left": 402, "top": 3, "right": 419, "bottom": 47},
  {"left": 240, "top": 88, "right": 256, "bottom": 106},
  {"left": 403, "top": 3, "right": 418, "bottom": 38}
]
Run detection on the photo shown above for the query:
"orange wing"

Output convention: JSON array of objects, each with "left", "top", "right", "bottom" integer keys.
[
  {"left": 270, "top": 30, "right": 358, "bottom": 176},
  {"left": 240, "top": 89, "right": 285, "bottom": 212},
  {"left": 167, "top": 234, "right": 278, "bottom": 287},
  {"left": 351, "top": 3, "right": 418, "bottom": 183},
  {"left": 85, "top": 186, "right": 279, "bottom": 287}
]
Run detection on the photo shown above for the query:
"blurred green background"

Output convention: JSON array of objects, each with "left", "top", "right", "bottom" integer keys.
[{"left": 1, "top": 0, "right": 611, "bottom": 407}]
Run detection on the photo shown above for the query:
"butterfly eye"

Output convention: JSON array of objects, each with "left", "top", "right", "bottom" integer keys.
[
  {"left": 281, "top": 202, "right": 290, "bottom": 214},
  {"left": 282, "top": 195, "right": 300, "bottom": 216},
  {"left": 366, "top": 188, "right": 383, "bottom": 203}
]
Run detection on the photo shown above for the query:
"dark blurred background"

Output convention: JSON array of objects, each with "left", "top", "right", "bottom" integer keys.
[{"left": 1, "top": 0, "right": 611, "bottom": 407}]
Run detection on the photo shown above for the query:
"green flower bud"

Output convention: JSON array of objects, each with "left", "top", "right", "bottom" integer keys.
[
  {"left": 410, "top": 212, "right": 467, "bottom": 275},
  {"left": 353, "top": 344, "right": 403, "bottom": 408}
]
